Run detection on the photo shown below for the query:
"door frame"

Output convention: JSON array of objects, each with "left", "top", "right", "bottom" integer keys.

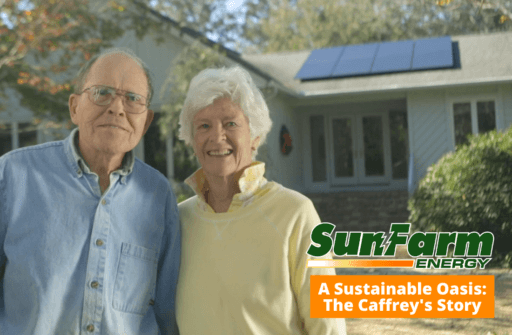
[{"left": 304, "top": 108, "right": 395, "bottom": 191}]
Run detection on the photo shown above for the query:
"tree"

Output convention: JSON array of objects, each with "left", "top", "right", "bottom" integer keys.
[
  {"left": 0, "top": 0, "right": 134, "bottom": 121},
  {"left": 246, "top": 0, "right": 512, "bottom": 53},
  {"left": 438, "top": 0, "right": 512, "bottom": 25},
  {"left": 0, "top": 0, "right": 256, "bottom": 121},
  {"left": 248, "top": 0, "right": 400, "bottom": 52},
  {"left": 131, "top": 0, "right": 271, "bottom": 51}
]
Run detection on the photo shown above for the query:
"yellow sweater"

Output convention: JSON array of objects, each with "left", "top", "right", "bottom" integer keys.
[{"left": 176, "top": 163, "right": 346, "bottom": 334}]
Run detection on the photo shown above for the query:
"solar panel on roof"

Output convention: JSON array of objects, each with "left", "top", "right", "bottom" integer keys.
[
  {"left": 294, "top": 46, "right": 344, "bottom": 80},
  {"left": 371, "top": 40, "right": 414, "bottom": 74},
  {"left": 412, "top": 36, "right": 453, "bottom": 70},
  {"left": 295, "top": 36, "right": 455, "bottom": 81},
  {"left": 331, "top": 43, "right": 379, "bottom": 77}
]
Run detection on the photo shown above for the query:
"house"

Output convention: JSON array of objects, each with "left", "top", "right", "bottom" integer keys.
[
  {"left": 240, "top": 32, "right": 512, "bottom": 230},
  {"left": 2, "top": 5, "right": 511, "bottom": 231}
]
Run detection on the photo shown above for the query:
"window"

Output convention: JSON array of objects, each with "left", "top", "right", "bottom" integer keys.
[
  {"left": 453, "top": 100, "right": 496, "bottom": 146},
  {"left": 389, "top": 110, "right": 409, "bottom": 179},
  {"left": 19, "top": 122, "right": 38, "bottom": 147},
  {"left": 0, "top": 122, "right": 38, "bottom": 157},
  {"left": 307, "top": 109, "right": 408, "bottom": 186}
]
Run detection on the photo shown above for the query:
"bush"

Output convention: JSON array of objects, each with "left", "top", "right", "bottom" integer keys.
[
  {"left": 408, "top": 127, "right": 512, "bottom": 268},
  {"left": 171, "top": 180, "right": 195, "bottom": 204}
]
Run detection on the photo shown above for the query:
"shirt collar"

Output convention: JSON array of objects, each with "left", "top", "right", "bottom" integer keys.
[
  {"left": 185, "top": 161, "right": 267, "bottom": 203},
  {"left": 67, "top": 127, "right": 134, "bottom": 177}
]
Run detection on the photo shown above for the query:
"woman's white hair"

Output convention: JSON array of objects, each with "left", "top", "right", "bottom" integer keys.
[{"left": 178, "top": 66, "right": 273, "bottom": 155}]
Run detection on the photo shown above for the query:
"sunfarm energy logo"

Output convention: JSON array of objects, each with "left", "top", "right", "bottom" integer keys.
[{"left": 307, "top": 223, "right": 494, "bottom": 269}]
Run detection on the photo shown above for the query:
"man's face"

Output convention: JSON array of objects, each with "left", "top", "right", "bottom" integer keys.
[{"left": 69, "top": 54, "right": 154, "bottom": 157}]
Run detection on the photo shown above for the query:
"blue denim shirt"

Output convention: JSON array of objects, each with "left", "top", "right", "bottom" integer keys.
[{"left": 0, "top": 128, "right": 180, "bottom": 334}]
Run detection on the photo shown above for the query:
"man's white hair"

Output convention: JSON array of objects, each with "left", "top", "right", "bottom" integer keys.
[
  {"left": 178, "top": 66, "right": 273, "bottom": 155},
  {"left": 74, "top": 47, "right": 154, "bottom": 105}
]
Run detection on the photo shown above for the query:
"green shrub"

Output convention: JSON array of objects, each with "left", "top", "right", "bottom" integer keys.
[
  {"left": 176, "top": 192, "right": 192, "bottom": 204},
  {"left": 408, "top": 127, "right": 512, "bottom": 268},
  {"left": 171, "top": 180, "right": 195, "bottom": 204}
]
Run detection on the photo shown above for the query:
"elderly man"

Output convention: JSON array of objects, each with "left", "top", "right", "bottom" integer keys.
[{"left": 0, "top": 48, "right": 180, "bottom": 334}]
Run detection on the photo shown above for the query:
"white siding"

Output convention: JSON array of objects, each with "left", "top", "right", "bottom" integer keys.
[
  {"left": 500, "top": 84, "right": 512, "bottom": 129},
  {"left": 262, "top": 94, "right": 304, "bottom": 191},
  {"left": 408, "top": 84, "right": 512, "bottom": 190},
  {"left": 407, "top": 90, "right": 452, "bottom": 187},
  {"left": 129, "top": 32, "right": 188, "bottom": 109}
]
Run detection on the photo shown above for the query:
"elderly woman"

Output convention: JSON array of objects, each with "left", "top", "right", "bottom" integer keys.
[{"left": 175, "top": 66, "right": 346, "bottom": 334}]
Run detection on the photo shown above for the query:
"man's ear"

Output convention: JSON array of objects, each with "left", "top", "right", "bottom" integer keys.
[
  {"left": 69, "top": 94, "right": 80, "bottom": 125},
  {"left": 142, "top": 109, "right": 154, "bottom": 135}
]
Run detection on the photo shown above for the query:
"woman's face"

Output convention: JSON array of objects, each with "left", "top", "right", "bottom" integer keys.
[{"left": 192, "top": 97, "right": 259, "bottom": 180}]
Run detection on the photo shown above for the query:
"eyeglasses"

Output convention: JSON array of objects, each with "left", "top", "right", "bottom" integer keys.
[{"left": 81, "top": 85, "right": 148, "bottom": 114}]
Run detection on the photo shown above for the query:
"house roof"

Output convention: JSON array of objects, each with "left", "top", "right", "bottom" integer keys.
[
  {"left": 135, "top": 3, "right": 512, "bottom": 98},
  {"left": 240, "top": 32, "right": 512, "bottom": 98}
]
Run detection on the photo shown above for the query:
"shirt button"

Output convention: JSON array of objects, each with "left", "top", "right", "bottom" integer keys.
[
  {"left": 86, "top": 324, "right": 94, "bottom": 332},
  {"left": 101, "top": 199, "right": 106, "bottom": 205},
  {"left": 95, "top": 239, "right": 104, "bottom": 247},
  {"left": 91, "top": 281, "right": 99, "bottom": 289}
]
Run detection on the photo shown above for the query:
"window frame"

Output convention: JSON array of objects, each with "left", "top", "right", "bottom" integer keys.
[
  {"left": 0, "top": 119, "right": 41, "bottom": 156},
  {"left": 447, "top": 94, "right": 502, "bottom": 150},
  {"left": 303, "top": 110, "right": 331, "bottom": 191},
  {"left": 302, "top": 108, "right": 404, "bottom": 192}
]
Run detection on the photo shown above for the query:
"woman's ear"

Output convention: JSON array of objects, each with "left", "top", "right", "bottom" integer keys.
[{"left": 251, "top": 136, "right": 261, "bottom": 151}]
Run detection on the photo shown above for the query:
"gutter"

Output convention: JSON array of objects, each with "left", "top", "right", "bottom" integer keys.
[{"left": 291, "top": 76, "right": 512, "bottom": 99}]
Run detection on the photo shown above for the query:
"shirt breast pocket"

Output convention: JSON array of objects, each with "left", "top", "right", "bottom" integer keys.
[{"left": 113, "top": 242, "right": 158, "bottom": 315}]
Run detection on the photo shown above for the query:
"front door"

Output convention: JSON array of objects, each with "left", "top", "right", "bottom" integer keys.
[{"left": 329, "top": 113, "right": 391, "bottom": 185}]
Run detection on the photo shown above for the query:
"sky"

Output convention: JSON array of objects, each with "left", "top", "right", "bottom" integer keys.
[
  {"left": 225, "top": 0, "right": 245, "bottom": 11},
  {"left": 1, "top": 0, "right": 34, "bottom": 29},
  {"left": 0, "top": 12, "right": 11, "bottom": 28}
]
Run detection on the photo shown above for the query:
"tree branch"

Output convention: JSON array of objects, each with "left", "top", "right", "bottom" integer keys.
[
  {"left": 0, "top": 39, "right": 26, "bottom": 70},
  {"left": 480, "top": 2, "right": 512, "bottom": 21}
]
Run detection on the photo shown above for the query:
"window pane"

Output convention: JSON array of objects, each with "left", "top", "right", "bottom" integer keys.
[
  {"left": 0, "top": 123, "right": 12, "bottom": 157},
  {"left": 362, "top": 116, "right": 384, "bottom": 176},
  {"left": 144, "top": 113, "right": 167, "bottom": 177},
  {"left": 453, "top": 102, "right": 472, "bottom": 146},
  {"left": 389, "top": 111, "right": 409, "bottom": 179},
  {"left": 332, "top": 118, "right": 354, "bottom": 178},
  {"left": 19, "top": 122, "right": 38, "bottom": 148},
  {"left": 477, "top": 101, "right": 496, "bottom": 134},
  {"left": 310, "top": 115, "right": 327, "bottom": 182}
]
